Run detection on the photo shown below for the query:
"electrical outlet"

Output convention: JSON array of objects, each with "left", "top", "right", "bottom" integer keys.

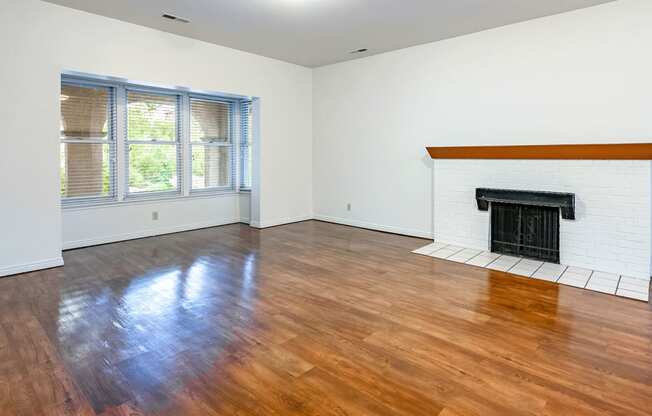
[
  {"left": 152, "top": 211, "right": 159, "bottom": 220},
  {"left": 347, "top": 203, "right": 351, "bottom": 211}
]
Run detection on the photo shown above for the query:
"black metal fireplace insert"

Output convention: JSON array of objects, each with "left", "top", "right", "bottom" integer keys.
[{"left": 476, "top": 188, "right": 575, "bottom": 263}]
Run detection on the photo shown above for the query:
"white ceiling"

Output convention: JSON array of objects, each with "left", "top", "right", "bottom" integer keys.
[{"left": 44, "top": 0, "right": 614, "bottom": 67}]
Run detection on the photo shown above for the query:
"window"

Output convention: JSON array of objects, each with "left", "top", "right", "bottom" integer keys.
[
  {"left": 240, "top": 100, "right": 253, "bottom": 190},
  {"left": 190, "top": 98, "right": 233, "bottom": 191},
  {"left": 126, "top": 91, "right": 180, "bottom": 195},
  {"left": 60, "top": 74, "right": 253, "bottom": 207},
  {"left": 60, "top": 83, "right": 115, "bottom": 203}
]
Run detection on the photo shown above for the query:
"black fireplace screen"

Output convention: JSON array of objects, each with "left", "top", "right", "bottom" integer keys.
[{"left": 491, "top": 202, "right": 560, "bottom": 263}]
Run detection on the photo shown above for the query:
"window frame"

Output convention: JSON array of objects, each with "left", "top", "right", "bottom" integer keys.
[
  {"left": 60, "top": 80, "right": 117, "bottom": 206},
  {"left": 60, "top": 74, "right": 254, "bottom": 208},
  {"left": 188, "top": 95, "right": 238, "bottom": 194},
  {"left": 239, "top": 100, "right": 253, "bottom": 191},
  {"left": 124, "top": 87, "right": 183, "bottom": 199}
]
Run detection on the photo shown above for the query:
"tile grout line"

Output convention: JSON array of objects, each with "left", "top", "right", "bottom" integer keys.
[
  {"left": 426, "top": 244, "right": 450, "bottom": 256},
  {"left": 428, "top": 244, "right": 450, "bottom": 256},
  {"left": 485, "top": 255, "right": 503, "bottom": 269},
  {"left": 614, "top": 276, "right": 649, "bottom": 299},
  {"left": 447, "top": 248, "right": 481, "bottom": 262},
  {"left": 467, "top": 252, "right": 501, "bottom": 267},
  {"left": 583, "top": 270, "right": 595, "bottom": 289},
  {"left": 428, "top": 243, "right": 449, "bottom": 255},
  {"left": 464, "top": 250, "right": 485, "bottom": 264},
  {"left": 529, "top": 262, "right": 545, "bottom": 278},
  {"left": 506, "top": 258, "right": 524, "bottom": 273},
  {"left": 444, "top": 247, "right": 467, "bottom": 260},
  {"left": 555, "top": 266, "right": 569, "bottom": 283}
]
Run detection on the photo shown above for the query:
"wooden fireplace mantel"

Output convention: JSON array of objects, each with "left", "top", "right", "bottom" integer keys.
[{"left": 426, "top": 143, "right": 652, "bottom": 160}]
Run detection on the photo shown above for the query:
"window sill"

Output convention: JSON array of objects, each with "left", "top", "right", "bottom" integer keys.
[{"left": 62, "top": 190, "right": 246, "bottom": 211}]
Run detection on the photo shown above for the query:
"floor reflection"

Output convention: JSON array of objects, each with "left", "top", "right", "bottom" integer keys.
[
  {"left": 4, "top": 222, "right": 651, "bottom": 415},
  {"left": 483, "top": 272, "right": 567, "bottom": 331},
  {"left": 239, "top": 253, "right": 257, "bottom": 304},
  {"left": 54, "top": 247, "right": 261, "bottom": 412}
]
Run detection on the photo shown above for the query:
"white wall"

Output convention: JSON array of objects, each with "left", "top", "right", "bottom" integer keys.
[
  {"left": 62, "top": 194, "right": 249, "bottom": 250},
  {"left": 313, "top": 0, "right": 652, "bottom": 239},
  {"left": 434, "top": 160, "right": 651, "bottom": 278},
  {"left": 0, "top": 0, "right": 312, "bottom": 276}
]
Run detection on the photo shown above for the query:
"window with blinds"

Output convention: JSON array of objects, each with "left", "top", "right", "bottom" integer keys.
[
  {"left": 60, "top": 74, "right": 253, "bottom": 207},
  {"left": 60, "top": 83, "right": 115, "bottom": 203},
  {"left": 190, "top": 98, "right": 234, "bottom": 191},
  {"left": 240, "top": 100, "right": 253, "bottom": 190},
  {"left": 126, "top": 91, "right": 181, "bottom": 195}
]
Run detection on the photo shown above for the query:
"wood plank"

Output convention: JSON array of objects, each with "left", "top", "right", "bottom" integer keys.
[
  {"left": 426, "top": 143, "right": 652, "bottom": 159},
  {"left": 0, "top": 221, "right": 651, "bottom": 415}
]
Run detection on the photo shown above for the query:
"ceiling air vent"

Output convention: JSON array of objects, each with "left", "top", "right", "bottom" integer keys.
[{"left": 162, "top": 13, "right": 190, "bottom": 23}]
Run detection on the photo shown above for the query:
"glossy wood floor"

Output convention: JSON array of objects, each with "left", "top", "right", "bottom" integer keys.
[{"left": 1, "top": 221, "right": 651, "bottom": 415}]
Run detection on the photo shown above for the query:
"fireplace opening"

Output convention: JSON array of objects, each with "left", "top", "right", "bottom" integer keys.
[{"left": 491, "top": 202, "right": 560, "bottom": 263}]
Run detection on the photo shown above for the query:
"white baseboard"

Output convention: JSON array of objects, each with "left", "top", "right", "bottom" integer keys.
[
  {"left": 250, "top": 214, "right": 313, "bottom": 229},
  {"left": 62, "top": 212, "right": 429, "bottom": 250},
  {"left": 0, "top": 257, "right": 64, "bottom": 278},
  {"left": 63, "top": 218, "right": 242, "bottom": 250},
  {"left": 313, "top": 214, "right": 433, "bottom": 239}
]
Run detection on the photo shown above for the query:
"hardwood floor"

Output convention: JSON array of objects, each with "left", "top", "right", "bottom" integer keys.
[{"left": 1, "top": 220, "right": 651, "bottom": 415}]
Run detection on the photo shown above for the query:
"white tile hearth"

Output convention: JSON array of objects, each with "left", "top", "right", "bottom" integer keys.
[
  {"left": 466, "top": 252, "right": 500, "bottom": 267},
  {"left": 586, "top": 272, "right": 619, "bottom": 294},
  {"left": 561, "top": 267, "right": 592, "bottom": 279},
  {"left": 447, "top": 248, "right": 483, "bottom": 263},
  {"left": 532, "top": 263, "right": 567, "bottom": 282},
  {"left": 431, "top": 245, "right": 465, "bottom": 259},
  {"left": 586, "top": 282, "right": 619, "bottom": 295},
  {"left": 618, "top": 276, "right": 650, "bottom": 291},
  {"left": 412, "top": 243, "right": 650, "bottom": 302},
  {"left": 616, "top": 289, "right": 649, "bottom": 301},
  {"left": 616, "top": 276, "right": 650, "bottom": 301},
  {"left": 558, "top": 267, "right": 593, "bottom": 288},
  {"left": 509, "top": 259, "right": 544, "bottom": 277},
  {"left": 412, "top": 242, "right": 449, "bottom": 255},
  {"left": 590, "top": 271, "right": 619, "bottom": 282},
  {"left": 487, "top": 255, "right": 520, "bottom": 272}
]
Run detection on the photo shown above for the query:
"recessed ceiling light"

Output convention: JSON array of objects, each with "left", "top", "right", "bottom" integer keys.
[
  {"left": 349, "top": 48, "right": 368, "bottom": 54},
  {"left": 162, "top": 13, "right": 190, "bottom": 23}
]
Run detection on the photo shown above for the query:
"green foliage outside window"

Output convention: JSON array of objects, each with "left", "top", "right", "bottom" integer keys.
[{"left": 128, "top": 101, "right": 177, "bottom": 192}]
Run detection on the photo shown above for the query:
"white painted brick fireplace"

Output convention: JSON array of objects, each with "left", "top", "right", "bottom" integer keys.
[{"left": 433, "top": 159, "right": 652, "bottom": 279}]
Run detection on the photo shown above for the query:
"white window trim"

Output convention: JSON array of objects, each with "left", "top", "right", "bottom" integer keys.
[
  {"left": 234, "top": 100, "right": 242, "bottom": 193},
  {"left": 60, "top": 80, "right": 118, "bottom": 206},
  {"left": 124, "top": 87, "right": 183, "bottom": 199},
  {"left": 61, "top": 74, "right": 254, "bottom": 209},
  {"left": 188, "top": 95, "right": 237, "bottom": 194},
  {"left": 181, "top": 93, "right": 192, "bottom": 197},
  {"left": 62, "top": 191, "right": 242, "bottom": 212},
  {"left": 239, "top": 100, "right": 253, "bottom": 191}
]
